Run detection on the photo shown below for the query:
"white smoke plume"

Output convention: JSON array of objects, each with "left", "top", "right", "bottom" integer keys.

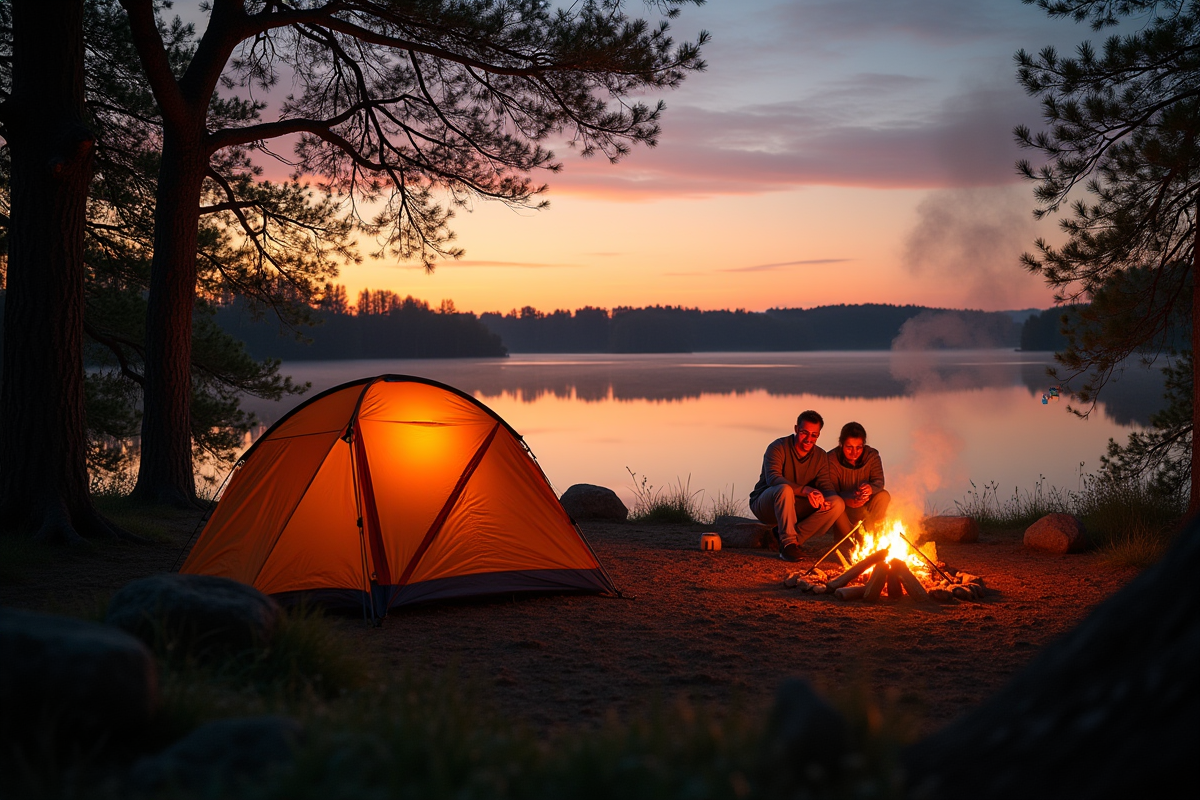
[
  {"left": 885, "top": 347, "right": 971, "bottom": 521},
  {"left": 903, "top": 185, "right": 1041, "bottom": 309},
  {"left": 891, "top": 309, "right": 1016, "bottom": 352}
]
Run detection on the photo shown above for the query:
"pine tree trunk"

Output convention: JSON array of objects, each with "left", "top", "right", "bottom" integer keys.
[
  {"left": 1191, "top": 197, "right": 1200, "bottom": 519},
  {"left": 130, "top": 132, "right": 206, "bottom": 507},
  {"left": 0, "top": 0, "right": 115, "bottom": 541}
]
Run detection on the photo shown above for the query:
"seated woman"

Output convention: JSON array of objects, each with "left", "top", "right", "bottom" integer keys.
[{"left": 828, "top": 421, "right": 890, "bottom": 536}]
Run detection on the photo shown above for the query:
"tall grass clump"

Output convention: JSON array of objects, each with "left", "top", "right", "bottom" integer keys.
[
  {"left": 626, "top": 469, "right": 704, "bottom": 523},
  {"left": 705, "top": 484, "right": 748, "bottom": 524},
  {"left": 152, "top": 603, "right": 373, "bottom": 741},
  {"left": 1074, "top": 474, "right": 1182, "bottom": 568},
  {"left": 953, "top": 475, "right": 1070, "bottom": 531},
  {"left": 955, "top": 470, "right": 1182, "bottom": 569}
]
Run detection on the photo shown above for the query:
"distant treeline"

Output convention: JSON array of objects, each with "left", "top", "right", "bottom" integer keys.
[
  {"left": 479, "top": 304, "right": 1025, "bottom": 353},
  {"left": 0, "top": 289, "right": 1044, "bottom": 365},
  {"left": 1019, "top": 307, "right": 1078, "bottom": 351},
  {"left": 215, "top": 294, "right": 507, "bottom": 361}
]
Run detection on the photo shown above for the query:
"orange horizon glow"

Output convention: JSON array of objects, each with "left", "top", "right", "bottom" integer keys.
[{"left": 328, "top": 183, "right": 1059, "bottom": 317}]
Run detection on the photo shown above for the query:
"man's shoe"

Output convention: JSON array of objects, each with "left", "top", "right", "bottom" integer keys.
[{"left": 779, "top": 543, "right": 802, "bottom": 562}]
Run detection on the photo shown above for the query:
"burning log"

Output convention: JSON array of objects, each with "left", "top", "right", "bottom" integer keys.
[
  {"left": 886, "top": 565, "right": 904, "bottom": 599},
  {"left": 891, "top": 560, "right": 929, "bottom": 601},
  {"left": 834, "top": 585, "right": 866, "bottom": 601},
  {"left": 862, "top": 563, "right": 889, "bottom": 602},
  {"left": 826, "top": 549, "right": 888, "bottom": 591},
  {"left": 782, "top": 517, "right": 986, "bottom": 604}
]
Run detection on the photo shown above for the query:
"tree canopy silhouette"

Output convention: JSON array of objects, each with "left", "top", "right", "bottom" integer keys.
[
  {"left": 118, "top": 0, "right": 708, "bottom": 504},
  {"left": 1015, "top": 0, "right": 1200, "bottom": 510}
]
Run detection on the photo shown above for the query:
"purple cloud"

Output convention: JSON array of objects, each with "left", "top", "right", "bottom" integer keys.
[{"left": 547, "top": 80, "right": 1042, "bottom": 199}]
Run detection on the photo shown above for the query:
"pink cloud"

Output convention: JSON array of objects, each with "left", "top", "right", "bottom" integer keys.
[{"left": 545, "top": 84, "right": 1041, "bottom": 200}]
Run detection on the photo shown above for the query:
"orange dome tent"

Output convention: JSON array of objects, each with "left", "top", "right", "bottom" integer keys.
[{"left": 181, "top": 375, "right": 617, "bottom": 616}]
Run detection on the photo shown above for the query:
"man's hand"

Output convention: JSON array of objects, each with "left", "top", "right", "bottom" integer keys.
[
  {"left": 803, "top": 487, "right": 827, "bottom": 509},
  {"left": 856, "top": 484, "right": 873, "bottom": 501}
]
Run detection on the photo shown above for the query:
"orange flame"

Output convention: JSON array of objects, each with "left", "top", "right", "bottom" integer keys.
[{"left": 846, "top": 520, "right": 932, "bottom": 583}]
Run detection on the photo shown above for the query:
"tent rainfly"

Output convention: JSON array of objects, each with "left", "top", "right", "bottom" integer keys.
[{"left": 181, "top": 375, "right": 617, "bottom": 616}]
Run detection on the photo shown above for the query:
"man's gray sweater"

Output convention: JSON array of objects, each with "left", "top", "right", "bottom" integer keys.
[{"left": 749, "top": 435, "right": 835, "bottom": 503}]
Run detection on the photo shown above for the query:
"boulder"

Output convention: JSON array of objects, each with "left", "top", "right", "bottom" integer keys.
[
  {"left": 559, "top": 484, "right": 628, "bottom": 521},
  {"left": 920, "top": 516, "right": 979, "bottom": 544},
  {"left": 130, "top": 715, "right": 303, "bottom": 792},
  {"left": 760, "top": 679, "right": 850, "bottom": 791},
  {"left": 1024, "top": 513, "right": 1088, "bottom": 554},
  {"left": 106, "top": 573, "right": 281, "bottom": 656},
  {"left": 714, "top": 515, "right": 776, "bottom": 549},
  {"left": 0, "top": 608, "right": 158, "bottom": 744}
]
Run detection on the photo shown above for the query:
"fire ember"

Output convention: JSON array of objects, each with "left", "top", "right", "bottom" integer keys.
[{"left": 782, "top": 520, "right": 987, "bottom": 603}]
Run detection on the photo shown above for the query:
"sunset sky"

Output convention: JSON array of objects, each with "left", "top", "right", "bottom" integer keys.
[{"left": 255, "top": 1, "right": 1102, "bottom": 314}]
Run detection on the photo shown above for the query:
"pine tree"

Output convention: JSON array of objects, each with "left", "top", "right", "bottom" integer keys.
[
  {"left": 0, "top": 0, "right": 118, "bottom": 541},
  {"left": 1015, "top": 0, "right": 1200, "bottom": 511}
]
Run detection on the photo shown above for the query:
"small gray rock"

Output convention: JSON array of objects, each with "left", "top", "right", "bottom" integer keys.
[
  {"left": 0, "top": 608, "right": 158, "bottom": 744},
  {"left": 130, "top": 715, "right": 303, "bottom": 792},
  {"left": 1024, "top": 513, "right": 1088, "bottom": 554},
  {"left": 762, "top": 679, "right": 850, "bottom": 787},
  {"left": 921, "top": 516, "right": 980, "bottom": 544},
  {"left": 559, "top": 484, "right": 628, "bottom": 521},
  {"left": 106, "top": 573, "right": 280, "bottom": 656}
]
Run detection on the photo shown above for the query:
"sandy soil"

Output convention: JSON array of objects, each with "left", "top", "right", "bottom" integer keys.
[{"left": 1, "top": 514, "right": 1138, "bottom": 736}]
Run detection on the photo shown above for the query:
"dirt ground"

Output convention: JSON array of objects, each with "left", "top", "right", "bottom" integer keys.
[{"left": 0, "top": 513, "right": 1138, "bottom": 737}]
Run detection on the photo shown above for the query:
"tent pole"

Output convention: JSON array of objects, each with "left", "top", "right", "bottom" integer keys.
[{"left": 347, "top": 427, "right": 374, "bottom": 627}]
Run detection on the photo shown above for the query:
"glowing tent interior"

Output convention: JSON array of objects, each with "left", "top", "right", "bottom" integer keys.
[{"left": 180, "top": 376, "right": 617, "bottom": 616}]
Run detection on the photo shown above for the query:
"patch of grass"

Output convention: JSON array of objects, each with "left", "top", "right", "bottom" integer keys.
[
  {"left": 706, "top": 484, "right": 748, "bottom": 524},
  {"left": 152, "top": 603, "right": 372, "bottom": 701},
  {"left": 90, "top": 494, "right": 193, "bottom": 543},
  {"left": 625, "top": 469, "right": 704, "bottom": 524},
  {"left": 88, "top": 468, "right": 137, "bottom": 499},
  {"left": 953, "top": 475, "right": 1070, "bottom": 531},
  {"left": 1074, "top": 476, "right": 1180, "bottom": 569},
  {"left": 955, "top": 471, "right": 1181, "bottom": 569},
  {"left": 3, "top": 603, "right": 911, "bottom": 800},
  {"left": 248, "top": 679, "right": 906, "bottom": 800}
]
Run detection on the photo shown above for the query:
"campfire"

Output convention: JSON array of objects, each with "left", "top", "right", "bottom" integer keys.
[{"left": 783, "top": 520, "right": 987, "bottom": 603}]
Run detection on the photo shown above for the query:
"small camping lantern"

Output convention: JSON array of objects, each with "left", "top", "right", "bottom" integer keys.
[{"left": 700, "top": 532, "right": 722, "bottom": 551}]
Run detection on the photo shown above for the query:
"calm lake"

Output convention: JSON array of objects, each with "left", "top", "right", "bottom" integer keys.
[{"left": 236, "top": 350, "right": 1166, "bottom": 518}]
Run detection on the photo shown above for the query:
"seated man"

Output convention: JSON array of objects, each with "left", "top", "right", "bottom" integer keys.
[
  {"left": 828, "top": 421, "right": 890, "bottom": 536},
  {"left": 749, "top": 410, "right": 845, "bottom": 562}
]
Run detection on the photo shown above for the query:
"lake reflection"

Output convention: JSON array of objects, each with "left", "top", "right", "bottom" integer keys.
[{"left": 240, "top": 351, "right": 1164, "bottom": 516}]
